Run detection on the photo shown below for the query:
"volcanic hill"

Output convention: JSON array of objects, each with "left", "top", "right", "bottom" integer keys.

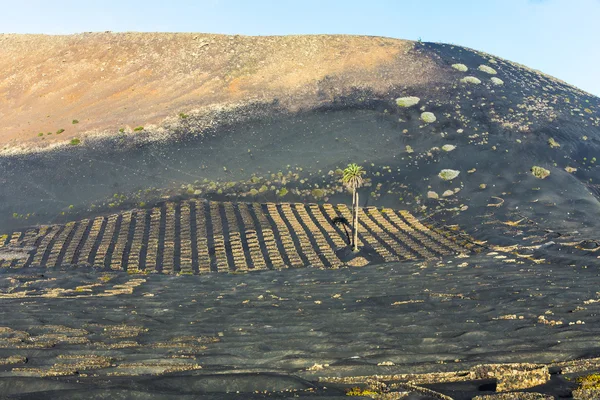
[
  {"left": 1, "top": 32, "right": 599, "bottom": 246},
  {"left": 2, "top": 33, "right": 600, "bottom": 398}
]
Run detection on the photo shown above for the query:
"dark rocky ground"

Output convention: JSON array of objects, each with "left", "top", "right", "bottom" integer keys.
[
  {"left": 1, "top": 40, "right": 600, "bottom": 398},
  {"left": 1, "top": 253, "right": 600, "bottom": 399}
]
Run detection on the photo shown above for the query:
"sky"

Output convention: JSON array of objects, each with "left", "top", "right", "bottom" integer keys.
[{"left": 1, "top": 0, "right": 599, "bottom": 96}]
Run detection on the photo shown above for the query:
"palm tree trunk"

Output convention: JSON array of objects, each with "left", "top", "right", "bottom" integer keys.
[
  {"left": 352, "top": 190, "right": 359, "bottom": 252},
  {"left": 350, "top": 186, "right": 356, "bottom": 248}
]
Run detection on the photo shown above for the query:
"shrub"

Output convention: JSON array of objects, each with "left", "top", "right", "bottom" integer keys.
[
  {"left": 420, "top": 112, "right": 436, "bottom": 123},
  {"left": 179, "top": 112, "right": 189, "bottom": 119},
  {"left": 461, "top": 76, "right": 481, "bottom": 85},
  {"left": 438, "top": 169, "right": 460, "bottom": 180},
  {"left": 531, "top": 166, "right": 550, "bottom": 179},
  {"left": 311, "top": 188, "right": 325, "bottom": 199},
  {"left": 548, "top": 138, "right": 560, "bottom": 148},
  {"left": 69, "top": 138, "right": 81, "bottom": 146},
  {"left": 478, "top": 65, "right": 497, "bottom": 74},
  {"left": 119, "top": 128, "right": 125, "bottom": 133},
  {"left": 38, "top": 132, "right": 44, "bottom": 137},
  {"left": 491, "top": 77, "right": 504, "bottom": 86},
  {"left": 133, "top": 126, "right": 144, "bottom": 132},
  {"left": 277, "top": 188, "right": 288, "bottom": 197},
  {"left": 442, "top": 144, "right": 456, "bottom": 152},
  {"left": 452, "top": 63, "right": 468, "bottom": 72},
  {"left": 395, "top": 96, "right": 420, "bottom": 107},
  {"left": 72, "top": 119, "right": 79, "bottom": 124},
  {"left": 56, "top": 129, "right": 65, "bottom": 134}
]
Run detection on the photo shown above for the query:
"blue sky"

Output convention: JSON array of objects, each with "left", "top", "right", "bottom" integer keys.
[{"left": 2, "top": 0, "right": 599, "bottom": 96}]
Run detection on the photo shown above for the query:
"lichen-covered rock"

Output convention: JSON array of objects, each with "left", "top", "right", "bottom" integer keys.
[
  {"left": 471, "top": 363, "right": 550, "bottom": 392},
  {"left": 427, "top": 191, "right": 439, "bottom": 199},
  {"left": 461, "top": 76, "right": 481, "bottom": 85},
  {"left": 479, "top": 183, "right": 487, "bottom": 189},
  {"left": 396, "top": 96, "right": 420, "bottom": 107},
  {"left": 452, "top": 63, "right": 468, "bottom": 72},
  {"left": 405, "top": 145, "right": 414, "bottom": 153},
  {"left": 531, "top": 166, "right": 550, "bottom": 179},
  {"left": 565, "top": 166, "right": 577, "bottom": 173},
  {"left": 473, "top": 393, "right": 553, "bottom": 399},
  {"left": 491, "top": 77, "right": 504, "bottom": 86},
  {"left": 442, "top": 190, "right": 454, "bottom": 197},
  {"left": 441, "top": 144, "right": 456, "bottom": 152},
  {"left": 438, "top": 169, "right": 460, "bottom": 181},
  {"left": 478, "top": 65, "right": 497, "bottom": 74},
  {"left": 421, "top": 112, "right": 436, "bottom": 123}
]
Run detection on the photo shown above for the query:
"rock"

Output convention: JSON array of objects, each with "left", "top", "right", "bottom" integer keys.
[
  {"left": 478, "top": 65, "right": 497, "bottom": 74},
  {"left": 395, "top": 96, "right": 420, "bottom": 107},
  {"left": 491, "top": 77, "right": 504, "bottom": 86},
  {"left": 479, "top": 184, "right": 487, "bottom": 189},
  {"left": 427, "top": 191, "right": 439, "bottom": 199},
  {"left": 461, "top": 76, "right": 481, "bottom": 84},
  {"left": 441, "top": 144, "right": 456, "bottom": 152},
  {"left": 442, "top": 190, "right": 454, "bottom": 197},
  {"left": 471, "top": 363, "right": 550, "bottom": 392},
  {"left": 421, "top": 112, "right": 436, "bottom": 123},
  {"left": 452, "top": 63, "right": 468, "bottom": 72},
  {"left": 438, "top": 169, "right": 460, "bottom": 181},
  {"left": 531, "top": 166, "right": 550, "bottom": 179}
]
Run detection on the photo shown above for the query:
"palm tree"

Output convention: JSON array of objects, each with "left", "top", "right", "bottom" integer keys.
[
  {"left": 332, "top": 216, "right": 351, "bottom": 246},
  {"left": 342, "top": 163, "right": 365, "bottom": 252}
]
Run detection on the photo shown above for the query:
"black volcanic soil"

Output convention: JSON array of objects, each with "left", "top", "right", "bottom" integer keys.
[{"left": 0, "top": 254, "right": 599, "bottom": 399}]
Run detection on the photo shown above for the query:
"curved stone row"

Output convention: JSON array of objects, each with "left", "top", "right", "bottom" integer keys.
[{"left": 0, "top": 201, "right": 473, "bottom": 273}]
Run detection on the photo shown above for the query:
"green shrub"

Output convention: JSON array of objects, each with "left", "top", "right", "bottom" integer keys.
[
  {"left": 56, "top": 129, "right": 65, "bottom": 134},
  {"left": 438, "top": 169, "right": 460, "bottom": 181},
  {"left": 531, "top": 166, "right": 550, "bottom": 179},
  {"left": 491, "top": 77, "right": 504, "bottom": 86},
  {"left": 395, "top": 96, "right": 420, "bottom": 107},
  {"left": 452, "top": 63, "right": 468, "bottom": 72},
  {"left": 72, "top": 119, "right": 79, "bottom": 124},
  {"left": 38, "top": 132, "right": 44, "bottom": 137},
  {"left": 277, "top": 187, "right": 288, "bottom": 197},
  {"left": 548, "top": 138, "right": 560, "bottom": 148},
  {"left": 420, "top": 112, "right": 437, "bottom": 123},
  {"left": 69, "top": 138, "right": 81, "bottom": 146},
  {"left": 478, "top": 65, "right": 497, "bottom": 74},
  {"left": 119, "top": 128, "right": 125, "bottom": 133},
  {"left": 179, "top": 112, "right": 189, "bottom": 119},
  {"left": 311, "top": 188, "right": 325, "bottom": 199},
  {"left": 461, "top": 76, "right": 481, "bottom": 85},
  {"left": 134, "top": 126, "right": 144, "bottom": 132}
]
